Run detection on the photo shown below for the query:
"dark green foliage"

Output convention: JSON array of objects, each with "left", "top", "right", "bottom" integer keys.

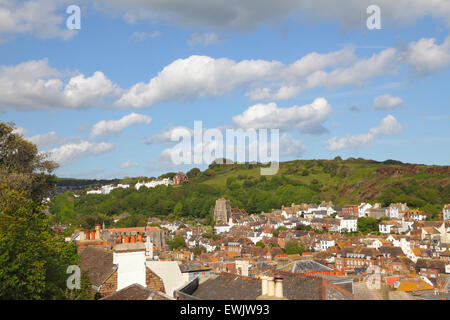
[
  {"left": 284, "top": 240, "right": 305, "bottom": 255},
  {"left": 168, "top": 234, "right": 187, "bottom": 250}
]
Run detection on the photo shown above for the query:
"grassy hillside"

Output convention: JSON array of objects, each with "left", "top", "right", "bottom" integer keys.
[{"left": 49, "top": 158, "right": 449, "bottom": 228}]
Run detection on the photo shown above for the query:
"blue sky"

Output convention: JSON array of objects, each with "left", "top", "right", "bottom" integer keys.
[{"left": 1, "top": 0, "right": 449, "bottom": 179}]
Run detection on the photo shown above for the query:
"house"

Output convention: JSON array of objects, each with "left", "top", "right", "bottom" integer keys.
[
  {"left": 415, "top": 259, "right": 448, "bottom": 280},
  {"left": 174, "top": 272, "right": 353, "bottom": 300},
  {"left": 358, "top": 203, "right": 373, "bottom": 217},
  {"left": 340, "top": 205, "right": 358, "bottom": 217},
  {"left": 319, "top": 237, "right": 335, "bottom": 251},
  {"left": 100, "top": 283, "right": 172, "bottom": 300},
  {"left": 172, "top": 172, "right": 188, "bottom": 185},
  {"left": 388, "top": 203, "right": 409, "bottom": 220},
  {"left": 443, "top": 204, "right": 450, "bottom": 221},
  {"left": 79, "top": 244, "right": 167, "bottom": 299},
  {"left": 338, "top": 216, "right": 358, "bottom": 232},
  {"left": 179, "top": 263, "right": 211, "bottom": 282},
  {"left": 366, "top": 208, "right": 388, "bottom": 219},
  {"left": 379, "top": 221, "right": 399, "bottom": 234}
]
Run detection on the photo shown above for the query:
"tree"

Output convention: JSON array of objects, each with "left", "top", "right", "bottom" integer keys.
[
  {"left": 284, "top": 241, "right": 305, "bottom": 255},
  {"left": 357, "top": 217, "right": 379, "bottom": 234},
  {"left": 193, "top": 245, "right": 206, "bottom": 257},
  {"left": 168, "top": 234, "right": 187, "bottom": 250},
  {"left": 186, "top": 168, "right": 201, "bottom": 178},
  {"left": 255, "top": 241, "right": 265, "bottom": 248},
  {"left": 0, "top": 186, "right": 85, "bottom": 299},
  {"left": 0, "top": 122, "right": 58, "bottom": 201}
]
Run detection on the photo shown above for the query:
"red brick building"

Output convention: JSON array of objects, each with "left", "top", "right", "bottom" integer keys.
[{"left": 172, "top": 172, "right": 188, "bottom": 185}]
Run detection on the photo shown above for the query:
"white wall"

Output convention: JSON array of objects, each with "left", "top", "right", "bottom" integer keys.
[
  {"left": 146, "top": 261, "right": 186, "bottom": 298},
  {"left": 113, "top": 251, "right": 147, "bottom": 291}
]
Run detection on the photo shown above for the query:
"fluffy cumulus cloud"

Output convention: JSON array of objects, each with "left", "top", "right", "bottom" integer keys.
[
  {"left": 400, "top": 36, "right": 450, "bottom": 75},
  {"left": 232, "top": 98, "right": 332, "bottom": 135},
  {"left": 120, "top": 160, "right": 139, "bottom": 168},
  {"left": 115, "top": 55, "right": 282, "bottom": 107},
  {"left": 97, "top": 0, "right": 450, "bottom": 30},
  {"left": 48, "top": 141, "right": 115, "bottom": 166},
  {"left": 372, "top": 94, "right": 404, "bottom": 110},
  {"left": 3, "top": 36, "right": 450, "bottom": 111},
  {"left": 324, "top": 114, "right": 403, "bottom": 151},
  {"left": 90, "top": 112, "right": 152, "bottom": 138},
  {"left": 0, "top": 0, "right": 75, "bottom": 41},
  {"left": 0, "top": 59, "right": 121, "bottom": 111}
]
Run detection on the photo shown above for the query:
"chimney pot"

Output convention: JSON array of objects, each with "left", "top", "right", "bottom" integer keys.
[
  {"left": 267, "top": 276, "right": 275, "bottom": 297},
  {"left": 274, "top": 275, "right": 284, "bottom": 298},
  {"left": 261, "top": 276, "right": 268, "bottom": 295}
]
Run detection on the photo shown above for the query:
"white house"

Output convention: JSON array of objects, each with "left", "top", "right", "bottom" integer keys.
[
  {"left": 379, "top": 221, "right": 399, "bottom": 234},
  {"left": 358, "top": 203, "right": 373, "bottom": 217},
  {"left": 214, "top": 223, "right": 231, "bottom": 234},
  {"left": 320, "top": 239, "right": 335, "bottom": 251},
  {"left": 87, "top": 189, "right": 102, "bottom": 195},
  {"left": 443, "top": 204, "right": 450, "bottom": 221},
  {"left": 338, "top": 217, "right": 357, "bottom": 232}
]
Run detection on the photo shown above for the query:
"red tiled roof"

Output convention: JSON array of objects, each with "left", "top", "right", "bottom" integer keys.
[{"left": 106, "top": 226, "right": 160, "bottom": 233}]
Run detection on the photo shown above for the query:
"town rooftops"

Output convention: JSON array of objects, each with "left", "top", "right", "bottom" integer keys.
[
  {"left": 176, "top": 272, "right": 353, "bottom": 300},
  {"left": 100, "top": 283, "right": 172, "bottom": 300}
]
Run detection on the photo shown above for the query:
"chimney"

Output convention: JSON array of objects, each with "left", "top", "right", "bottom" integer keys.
[
  {"left": 95, "top": 224, "right": 101, "bottom": 240},
  {"left": 267, "top": 276, "right": 275, "bottom": 297},
  {"left": 274, "top": 275, "right": 284, "bottom": 298},
  {"left": 145, "top": 236, "right": 154, "bottom": 259},
  {"left": 261, "top": 276, "right": 268, "bottom": 295}
]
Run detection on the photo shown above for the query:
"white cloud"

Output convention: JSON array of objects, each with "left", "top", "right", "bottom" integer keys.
[
  {"left": 129, "top": 31, "right": 161, "bottom": 41},
  {"left": 27, "top": 131, "right": 72, "bottom": 147},
  {"left": 115, "top": 55, "right": 282, "bottom": 108},
  {"left": 324, "top": 114, "right": 403, "bottom": 151},
  {"left": 0, "top": 59, "right": 120, "bottom": 111},
  {"left": 188, "top": 32, "right": 223, "bottom": 46},
  {"left": 2, "top": 36, "right": 450, "bottom": 111},
  {"left": 144, "top": 126, "right": 193, "bottom": 144},
  {"left": 48, "top": 141, "right": 114, "bottom": 166},
  {"left": 90, "top": 112, "right": 152, "bottom": 138},
  {"left": 372, "top": 94, "right": 404, "bottom": 110},
  {"left": 120, "top": 160, "right": 139, "bottom": 168},
  {"left": 0, "top": 0, "right": 76, "bottom": 41},
  {"left": 400, "top": 36, "right": 450, "bottom": 75},
  {"left": 232, "top": 98, "right": 332, "bottom": 134}
]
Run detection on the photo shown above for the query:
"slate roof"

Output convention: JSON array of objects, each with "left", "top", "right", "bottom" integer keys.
[
  {"left": 100, "top": 283, "right": 172, "bottom": 300},
  {"left": 183, "top": 272, "right": 352, "bottom": 300},
  {"left": 287, "top": 260, "right": 333, "bottom": 273},
  {"left": 79, "top": 247, "right": 115, "bottom": 287}
]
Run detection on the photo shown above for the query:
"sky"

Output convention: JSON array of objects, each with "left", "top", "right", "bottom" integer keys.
[{"left": 1, "top": 0, "right": 449, "bottom": 179}]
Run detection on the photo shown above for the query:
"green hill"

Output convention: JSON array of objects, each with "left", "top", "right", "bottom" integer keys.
[{"left": 49, "top": 157, "right": 449, "bottom": 228}]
